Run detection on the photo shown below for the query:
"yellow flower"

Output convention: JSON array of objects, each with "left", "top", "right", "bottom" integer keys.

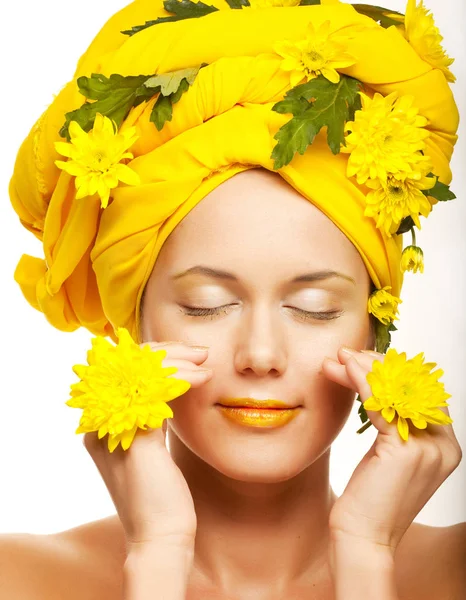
[
  {"left": 341, "top": 91, "right": 432, "bottom": 185},
  {"left": 273, "top": 20, "right": 358, "bottom": 87},
  {"left": 364, "top": 348, "right": 453, "bottom": 441},
  {"left": 367, "top": 286, "right": 402, "bottom": 325},
  {"left": 249, "top": 0, "right": 300, "bottom": 6},
  {"left": 364, "top": 170, "right": 436, "bottom": 237},
  {"left": 404, "top": 0, "right": 456, "bottom": 83},
  {"left": 66, "top": 328, "right": 191, "bottom": 452},
  {"left": 54, "top": 113, "right": 141, "bottom": 209},
  {"left": 401, "top": 245, "right": 424, "bottom": 274}
]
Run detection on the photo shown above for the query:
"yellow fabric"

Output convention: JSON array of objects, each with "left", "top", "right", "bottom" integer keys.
[{"left": 9, "top": 0, "right": 459, "bottom": 343}]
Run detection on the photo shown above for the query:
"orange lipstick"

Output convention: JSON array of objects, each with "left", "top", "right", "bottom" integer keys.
[{"left": 217, "top": 398, "right": 301, "bottom": 429}]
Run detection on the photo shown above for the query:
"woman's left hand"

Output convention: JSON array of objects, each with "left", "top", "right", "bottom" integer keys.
[{"left": 322, "top": 347, "right": 463, "bottom": 554}]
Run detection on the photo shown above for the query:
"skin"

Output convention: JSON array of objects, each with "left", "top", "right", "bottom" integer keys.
[{"left": 139, "top": 166, "right": 378, "bottom": 596}]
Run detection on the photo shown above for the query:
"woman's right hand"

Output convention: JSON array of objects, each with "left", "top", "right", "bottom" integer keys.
[{"left": 82, "top": 341, "right": 212, "bottom": 551}]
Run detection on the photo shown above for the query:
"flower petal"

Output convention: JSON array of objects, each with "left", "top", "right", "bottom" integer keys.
[
  {"left": 397, "top": 416, "right": 409, "bottom": 441},
  {"left": 114, "top": 164, "right": 141, "bottom": 186}
]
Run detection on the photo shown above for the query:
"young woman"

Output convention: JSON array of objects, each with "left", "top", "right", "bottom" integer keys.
[{"left": 3, "top": 0, "right": 464, "bottom": 598}]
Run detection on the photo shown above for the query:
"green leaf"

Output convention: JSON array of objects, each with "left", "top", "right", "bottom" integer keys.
[
  {"left": 59, "top": 73, "right": 155, "bottom": 140},
  {"left": 164, "top": 0, "right": 218, "bottom": 17},
  {"left": 351, "top": 4, "right": 405, "bottom": 28},
  {"left": 396, "top": 216, "right": 415, "bottom": 235},
  {"left": 150, "top": 94, "right": 174, "bottom": 130},
  {"left": 144, "top": 65, "right": 203, "bottom": 95},
  {"left": 60, "top": 65, "right": 205, "bottom": 140},
  {"left": 150, "top": 77, "right": 191, "bottom": 129},
  {"left": 270, "top": 74, "right": 363, "bottom": 170},
  {"left": 121, "top": 17, "right": 181, "bottom": 36},
  {"left": 170, "top": 76, "right": 191, "bottom": 103},
  {"left": 356, "top": 394, "right": 374, "bottom": 434},
  {"left": 225, "top": 0, "right": 250, "bottom": 7},
  {"left": 422, "top": 173, "right": 456, "bottom": 202},
  {"left": 299, "top": 0, "right": 321, "bottom": 5},
  {"left": 148, "top": 65, "right": 204, "bottom": 130},
  {"left": 121, "top": 0, "right": 219, "bottom": 36},
  {"left": 375, "top": 320, "right": 397, "bottom": 354},
  {"left": 357, "top": 396, "right": 369, "bottom": 424}
]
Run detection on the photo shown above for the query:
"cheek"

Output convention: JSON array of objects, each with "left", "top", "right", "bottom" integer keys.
[{"left": 299, "top": 356, "right": 356, "bottom": 425}]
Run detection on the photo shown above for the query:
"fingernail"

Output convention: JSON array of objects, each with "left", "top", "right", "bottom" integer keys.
[
  {"left": 341, "top": 346, "right": 358, "bottom": 355},
  {"left": 190, "top": 345, "right": 209, "bottom": 352},
  {"left": 361, "top": 350, "right": 379, "bottom": 356}
]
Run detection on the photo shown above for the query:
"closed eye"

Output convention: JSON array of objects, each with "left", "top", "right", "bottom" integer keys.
[
  {"left": 180, "top": 305, "right": 342, "bottom": 321},
  {"left": 288, "top": 307, "right": 343, "bottom": 321}
]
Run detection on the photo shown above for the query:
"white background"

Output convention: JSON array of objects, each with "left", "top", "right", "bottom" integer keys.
[{"left": 0, "top": 0, "right": 464, "bottom": 534}]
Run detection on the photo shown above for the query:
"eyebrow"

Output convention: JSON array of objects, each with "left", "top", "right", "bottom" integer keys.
[{"left": 171, "top": 265, "right": 355, "bottom": 285}]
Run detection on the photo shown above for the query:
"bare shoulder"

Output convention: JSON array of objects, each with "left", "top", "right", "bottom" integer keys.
[
  {"left": 0, "top": 516, "right": 126, "bottom": 600},
  {"left": 396, "top": 521, "right": 466, "bottom": 600}
]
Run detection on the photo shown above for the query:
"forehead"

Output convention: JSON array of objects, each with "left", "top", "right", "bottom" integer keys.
[{"left": 154, "top": 168, "right": 368, "bottom": 284}]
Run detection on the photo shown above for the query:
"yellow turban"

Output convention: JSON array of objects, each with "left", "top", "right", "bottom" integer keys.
[{"left": 9, "top": 0, "right": 459, "bottom": 343}]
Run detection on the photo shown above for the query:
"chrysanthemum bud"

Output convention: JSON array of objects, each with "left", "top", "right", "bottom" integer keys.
[
  {"left": 401, "top": 245, "right": 424, "bottom": 274},
  {"left": 367, "top": 286, "right": 403, "bottom": 325}
]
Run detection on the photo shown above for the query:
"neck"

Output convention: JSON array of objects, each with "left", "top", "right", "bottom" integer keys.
[{"left": 168, "top": 429, "right": 337, "bottom": 596}]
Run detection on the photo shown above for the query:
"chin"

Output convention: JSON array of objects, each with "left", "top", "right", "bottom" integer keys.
[
  {"left": 203, "top": 433, "right": 329, "bottom": 484},
  {"left": 213, "top": 460, "right": 308, "bottom": 484},
  {"left": 169, "top": 409, "right": 338, "bottom": 481}
]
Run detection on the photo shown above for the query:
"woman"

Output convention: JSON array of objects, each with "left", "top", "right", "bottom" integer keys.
[{"left": 4, "top": 0, "right": 464, "bottom": 598}]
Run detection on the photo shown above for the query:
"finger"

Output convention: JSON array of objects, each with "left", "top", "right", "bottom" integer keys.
[
  {"left": 161, "top": 357, "right": 210, "bottom": 371},
  {"left": 323, "top": 349, "right": 394, "bottom": 436},
  {"left": 321, "top": 357, "right": 354, "bottom": 390},
  {"left": 321, "top": 347, "right": 382, "bottom": 392},
  {"left": 141, "top": 341, "right": 209, "bottom": 364},
  {"left": 337, "top": 347, "right": 385, "bottom": 369},
  {"left": 321, "top": 348, "right": 384, "bottom": 388},
  {"left": 166, "top": 367, "right": 213, "bottom": 387}
]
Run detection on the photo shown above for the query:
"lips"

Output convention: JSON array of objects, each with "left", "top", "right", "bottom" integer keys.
[
  {"left": 218, "top": 397, "right": 299, "bottom": 409},
  {"left": 217, "top": 400, "right": 302, "bottom": 429}
]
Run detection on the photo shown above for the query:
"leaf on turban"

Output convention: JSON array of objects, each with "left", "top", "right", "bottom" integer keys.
[
  {"left": 121, "top": 0, "right": 220, "bottom": 36},
  {"left": 352, "top": 4, "right": 405, "bottom": 29},
  {"left": 60, "top": 66, "right": 206, "bottom": 140},
  {"left": 271, "top": 73, "right": 362, "bottom": 169}
]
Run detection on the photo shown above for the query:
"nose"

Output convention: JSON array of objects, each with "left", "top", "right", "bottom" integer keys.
[{"left": 234, "top": 302, "right": 287, "bottom": 378}]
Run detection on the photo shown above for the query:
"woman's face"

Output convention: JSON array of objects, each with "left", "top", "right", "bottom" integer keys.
[{"left": 141, "top": 168, "right": 374, "bottom": 482}]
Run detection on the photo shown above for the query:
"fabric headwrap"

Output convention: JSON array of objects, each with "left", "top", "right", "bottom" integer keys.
[{"left": 9, "top": 0, "right": 459, "bottom": 346}]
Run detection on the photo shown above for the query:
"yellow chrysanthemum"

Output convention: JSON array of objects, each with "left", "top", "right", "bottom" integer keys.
[
  {"left": 341, "top": 91, "right": 432, "bottom": 185},
  {"left": 66, "top": 328, "right": 191, "bottom": 452},
  {"left": 403, "top": 0, "right": 456, "bottom": 83},
  {"left": 367, "top": 286, "right": 402, "bottom": 325},
  {"left": 364, "top": 348, "right": 453, "bottom": 441},
  {"left": 54, "top": 113, "right": 141, "bottom": 209},
  {"left": 364, "top": 170, "right": 436, "bottom": 237},
  {"left": 273, "top": 19, "right": 358, "bottom": 87},
  {"left": 248, "top": 0, "right": 300, "bottom": 7},
  {"left": 401, "top": 245, "right": 424, "bottom": 274}
]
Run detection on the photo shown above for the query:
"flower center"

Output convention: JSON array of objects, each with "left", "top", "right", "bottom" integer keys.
[
  {"left": 89, "top": 150, "right": 111, "bottom": 173},
  {"left": 387, "top": 182, "right": 408, "bottom": 205},
  {"left": 303, "top": 49, "right": 326, "bottom": 72},
  {"left": 383, "top": 134, "right": 395, "bottom": 148},
  {"left": 128, "top": 383, "right": 140, "bottom": 400}
]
